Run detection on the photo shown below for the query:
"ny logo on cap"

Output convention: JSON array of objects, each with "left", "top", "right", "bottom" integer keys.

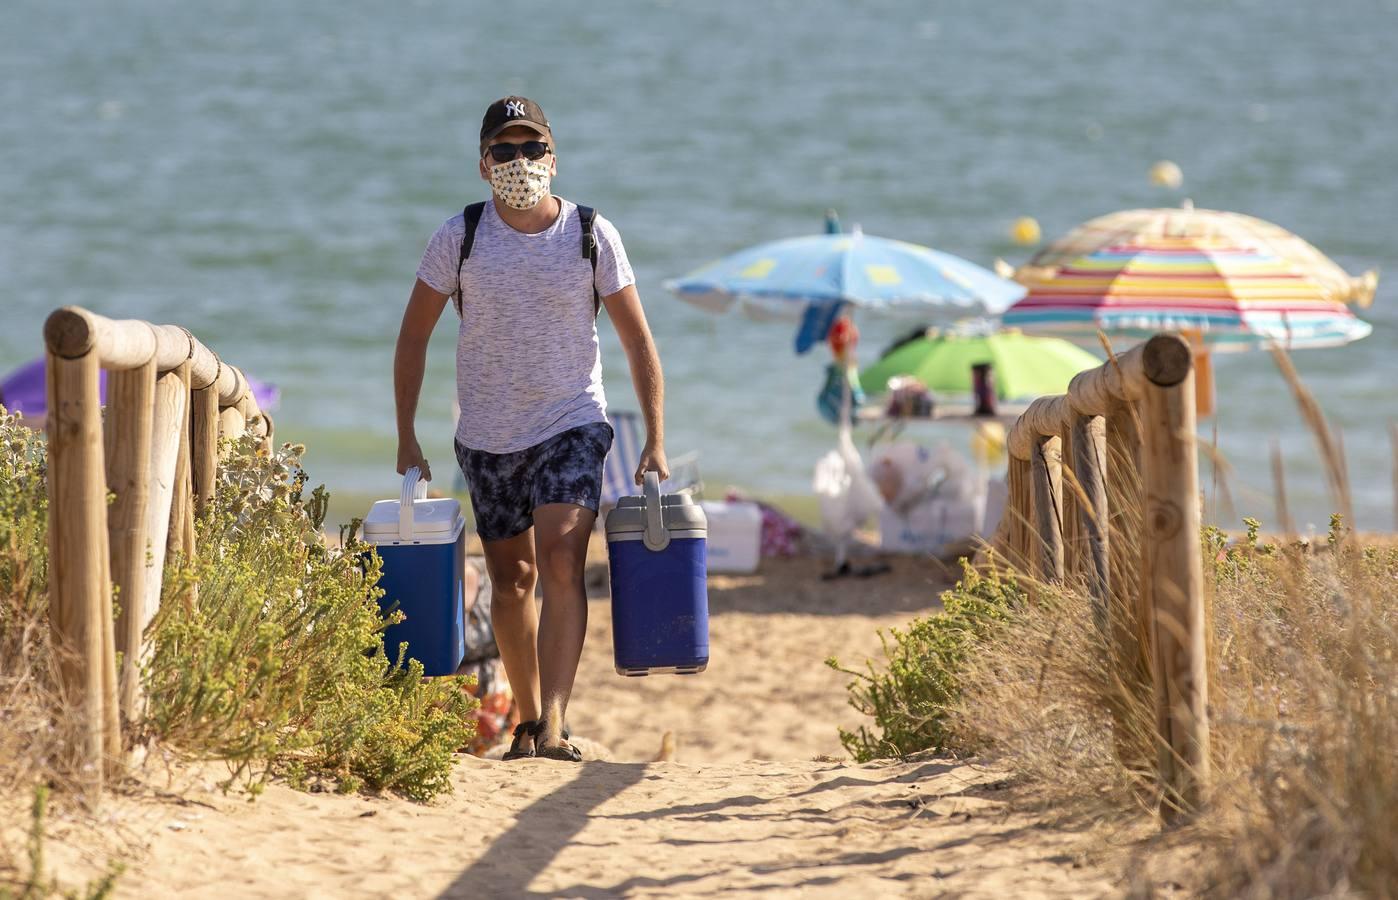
[{"left": 505, "top": 100, "right": 526, "bottom": 118}]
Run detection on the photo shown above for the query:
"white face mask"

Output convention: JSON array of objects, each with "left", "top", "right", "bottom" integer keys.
[{"left": 488, "top": 156, "right": 552, "bottom": 210}]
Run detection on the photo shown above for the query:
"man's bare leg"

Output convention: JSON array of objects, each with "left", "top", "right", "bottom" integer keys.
[
  {"left": 532, "top": 503, "right": 595, "bottom": 752},
  {"left": 482, "top": 528, "right": 541, "bottom": 752}
]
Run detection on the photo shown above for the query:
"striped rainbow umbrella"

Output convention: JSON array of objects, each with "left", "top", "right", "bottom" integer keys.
[
  {"left": 1013, "top": 204, "right": 1379, "bottom": 309},
  {"left": 1002, "top": 234, "right": 1373, "bottom": 352}
]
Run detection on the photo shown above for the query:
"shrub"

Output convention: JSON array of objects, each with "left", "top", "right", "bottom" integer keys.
[
  {"left": 143, "top": 437, "right": 476, "bottom": 802},
  {"left": 1196, "top": 520, "right": 1398, "bottom": 897},
  {"left": 828, "top": 559, "right": 1023, "bottom": 761},
  {"left": 952, "top": 517, "right": 1398, "bottom": 897},
  {"left": 0, "top": 409, "right": 69, "bottom": 798}
]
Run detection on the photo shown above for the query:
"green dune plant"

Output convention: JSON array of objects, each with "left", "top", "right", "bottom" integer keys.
[
  {"left": 1, "top": 411, "right": 474, "bottom": 891},
  {"left": 143, "top": 437, "right": 476, "bottom": 801},
  {"left": 827, "top": 560, "right": 1023, "bottom": 761},
  {"left": 0, "top": 409, "right": 59, "bottom": 798}
]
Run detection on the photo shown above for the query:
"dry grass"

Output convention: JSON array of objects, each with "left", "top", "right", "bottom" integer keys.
[{"left": 950, "top": 350, "right": 1398, "bottom": 898}]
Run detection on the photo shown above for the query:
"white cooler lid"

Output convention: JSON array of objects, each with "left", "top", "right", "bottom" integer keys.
[{"left": 363, "top": 497, "right": 461, "bottom": 541}]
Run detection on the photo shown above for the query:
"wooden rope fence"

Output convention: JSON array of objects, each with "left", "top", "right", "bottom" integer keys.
[
  {"left": 44, "top": 305, "right": 273, "bottom": 790},
  {"left": 992, "top": 333, "right": 1209, "bottom": 819}
]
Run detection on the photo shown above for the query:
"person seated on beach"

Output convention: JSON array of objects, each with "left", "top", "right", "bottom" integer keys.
[{"left": 393, "top": 96, "right": 667, "bottom": 762}]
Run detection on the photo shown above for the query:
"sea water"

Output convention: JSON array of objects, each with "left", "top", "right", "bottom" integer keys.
[{"left": 3, "top": 0, "right": 1395, "bottom": 530}]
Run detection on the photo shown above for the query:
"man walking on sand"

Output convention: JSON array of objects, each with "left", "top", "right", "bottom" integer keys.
[{"left": 393, "top": 96, "right": 667, "bottom": 762}]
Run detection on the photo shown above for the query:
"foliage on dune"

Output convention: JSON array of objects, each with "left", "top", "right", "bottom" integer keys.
[
  {"left": 827, "top": 560, "right": 1022, "bottom": 762},
  {"left": 144, "top": 437, "right": 477, "bottom": 801},
  {"left": 953, "top": 519, "right": 1398, "bottom": 896}
]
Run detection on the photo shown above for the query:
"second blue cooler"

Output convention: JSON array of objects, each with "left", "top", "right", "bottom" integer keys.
[
  {"left": 605, "top": 472, "right": 709, "bottom": 676},
  {"left": 362, "top": 468, "right": 466, "bottom": 677}
]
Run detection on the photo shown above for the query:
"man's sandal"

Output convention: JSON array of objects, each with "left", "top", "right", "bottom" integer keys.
[
  {"left": 501, "top": 721, "right": 537, "bottom": 760},
  {"left": 532, "top": 719, "right": 583, "bottom": 762}
]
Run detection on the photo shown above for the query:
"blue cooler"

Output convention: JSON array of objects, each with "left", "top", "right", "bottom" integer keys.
[
  {"left": 605, "top": 472, "right": 709, "bottom": 676},
  {"left": 362, "top": 468, "right": 466, "bottom": 677}
]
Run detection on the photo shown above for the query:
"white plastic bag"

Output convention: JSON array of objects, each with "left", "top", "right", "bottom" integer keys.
[
  {"left": 812, "top": 428, "right": 884, "bottom": 565},
  {"left": 868, "top": 442, "right": 975, "bottom": 514},
  {"left": 870, "top": 442, "right": 986, "bottom": 553}
]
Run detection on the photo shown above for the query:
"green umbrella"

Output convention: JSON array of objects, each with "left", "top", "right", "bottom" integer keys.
[{"left": 861, "top": 327, "right": 1101, "bottom": 400}]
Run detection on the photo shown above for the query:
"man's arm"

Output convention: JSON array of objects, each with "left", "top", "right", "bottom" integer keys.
[
  {"left": 394, "top": 277, "right": 450, "bottom": 480},
  {"left": 601, "top": 284, "right": 669, "bottom": 484}
]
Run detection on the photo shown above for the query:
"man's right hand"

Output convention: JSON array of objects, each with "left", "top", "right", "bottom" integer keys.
[
  {"left": 396, "top": 436, "right": 432, "bottom": 482},
  {"left": 393, "top": 278, "right": 450, "bottom": 486}
]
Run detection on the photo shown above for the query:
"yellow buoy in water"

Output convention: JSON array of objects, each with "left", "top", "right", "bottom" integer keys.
[
  {"left": 1010, "top": 216, "right": 1041, "bottom": 245},
  {"left": 1149, "top": 160, "right": 1183, "bottom": 189}
]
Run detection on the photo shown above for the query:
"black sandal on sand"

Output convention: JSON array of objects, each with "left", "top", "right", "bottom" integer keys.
[
  {"left": 502, "top": 720, "right": 537, "bottom": 761},
  {"left": 532, "top": 720, "right": 583, "bottom": 762},
  {"left": 820, "top": 560, "right": 893, "bottom": 581}
]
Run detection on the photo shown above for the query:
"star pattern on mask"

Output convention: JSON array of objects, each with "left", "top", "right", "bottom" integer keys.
[{"left": 489, "top": 157, "right": 551, "bottom": 210}]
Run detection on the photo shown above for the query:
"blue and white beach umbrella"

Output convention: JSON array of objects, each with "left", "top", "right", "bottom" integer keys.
[{"left": 665, "top": 225, "right": 1027, "bottom": 353}]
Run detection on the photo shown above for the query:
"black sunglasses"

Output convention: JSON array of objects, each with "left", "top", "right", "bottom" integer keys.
[{"left": 485, "top": 140, "right": 552, "bottom": 163}]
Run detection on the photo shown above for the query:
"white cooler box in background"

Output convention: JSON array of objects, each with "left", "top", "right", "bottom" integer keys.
[{"left": 698, "top": 500, "right": 762, "bottom": 574}]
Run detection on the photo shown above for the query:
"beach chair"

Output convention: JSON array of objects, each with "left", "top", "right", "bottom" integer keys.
[{"left": 602, "top": 410, "right": 701, "bottom": 511}]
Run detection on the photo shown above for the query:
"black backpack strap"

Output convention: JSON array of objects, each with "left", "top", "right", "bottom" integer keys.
[
  {"left": 453, "top": 201, "right": 488, "bottom": 316},
  {"left": 577, "top": 205, "right": 600, "bottom": 316}
]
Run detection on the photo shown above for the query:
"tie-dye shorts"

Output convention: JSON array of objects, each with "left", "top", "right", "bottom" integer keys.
[{"left": 454, "top": 422, "right": 614, "bottom": 542}]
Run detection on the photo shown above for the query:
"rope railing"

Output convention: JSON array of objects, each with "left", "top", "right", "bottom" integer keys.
[
  {"left": 991, "top": 332, "right": 1209, "bottom": 819},
  {"left": 43, "top": 305, "right": 272, "bottom": 789}
]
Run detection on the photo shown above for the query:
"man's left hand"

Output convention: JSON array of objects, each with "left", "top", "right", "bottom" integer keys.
[{"left": 635, "top": 443, "right": 670, "bottom": 485}]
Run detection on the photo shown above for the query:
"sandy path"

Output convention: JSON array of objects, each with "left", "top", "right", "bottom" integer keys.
[
  {"left": 33, "top": 551, "right": 1117, "bottom": 898},
  {"left": 99, "top": 753, "right": 1111, "bottom": 899}
]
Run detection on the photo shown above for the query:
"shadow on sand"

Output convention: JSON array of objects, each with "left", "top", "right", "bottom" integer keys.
[{"left": 437, "top": 761, "right": 649, "bottom": 898}]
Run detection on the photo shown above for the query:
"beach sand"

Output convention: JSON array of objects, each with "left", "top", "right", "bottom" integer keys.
[{"left": 27, "top": 544, "right": 1120, "bottom": 898}]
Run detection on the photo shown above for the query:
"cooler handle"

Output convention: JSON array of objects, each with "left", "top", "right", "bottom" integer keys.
[
  {"left": 642, "top": 470, "right": 671, "bottom": 552},
  {"left": 400, "top": 466, "right": 429, "bottom": 541}
]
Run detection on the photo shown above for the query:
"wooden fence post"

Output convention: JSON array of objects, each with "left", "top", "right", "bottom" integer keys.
[
  {"left": 45, "top": 350, "right": 119, "bottom": 785},
  {"left": 218, "top": 406, "right": 247, "bottom": 447},
  {"left": 1139, "top": 335, "right": 1209, "bottom": 819},
  {"left": 141, "top": 368, "right": 189, "bottom": 641},
  {"left": 166, "top": 361, "right": 195, "bottom": 563},
  {"left": 1059, "top": 423, "right": 1081, "bottom": 579},
  {"left": 216, "top": 364, "right": 249, "bottom": 452},
  {"left": 1072, "top": 414, "right": 1110, "bottom": 637},
  {"left": 191, "top": 384, "right": 219, "bottom": 517},
  {"left": 105, "top": 361, "right": 156, "bottom": 727},
  {"left": 1005, "top": 455, "right": 1033, "bottom": 571},
  {"left": 1105, "top": 399, "right": 1147, "bottom": 679},
  {"left": 1032, "top": 434, "right": 1065, "bottom": 583}
]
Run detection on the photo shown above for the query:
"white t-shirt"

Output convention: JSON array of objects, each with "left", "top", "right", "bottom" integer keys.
[{"left": 416, "top": 198, "right": 635, "bottom": 454}]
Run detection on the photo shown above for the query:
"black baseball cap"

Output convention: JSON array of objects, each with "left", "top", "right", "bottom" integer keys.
[{"left": 480, "top": 96, "right": 552, "bottom": 148}]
